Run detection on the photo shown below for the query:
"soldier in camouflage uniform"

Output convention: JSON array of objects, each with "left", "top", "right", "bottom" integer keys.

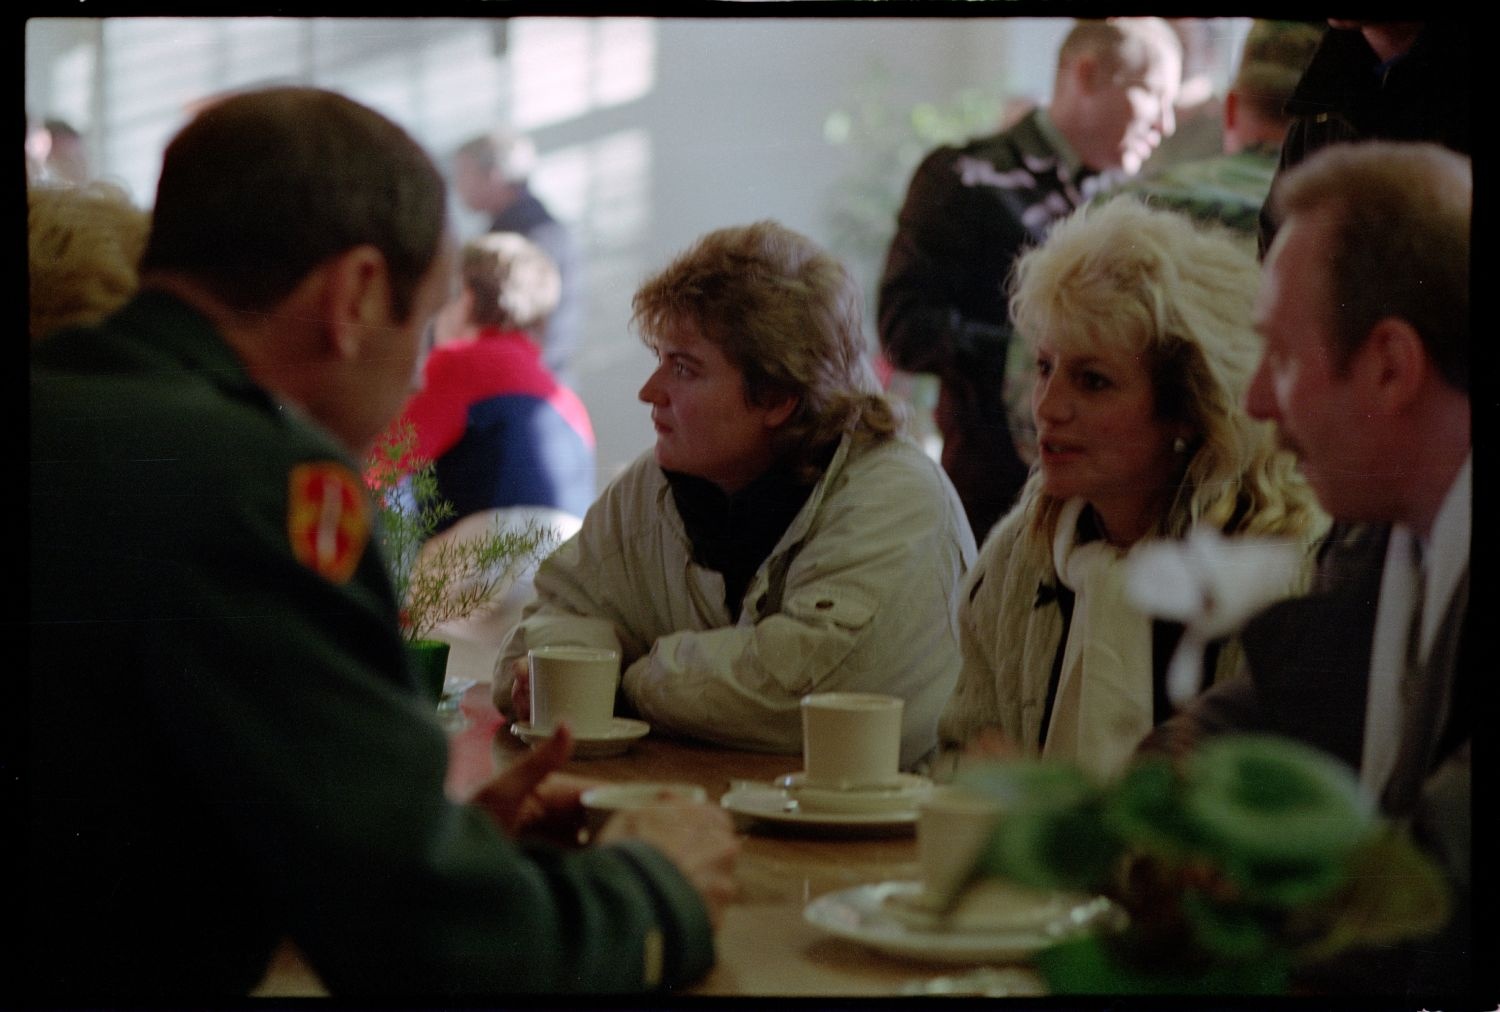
[{"left": 1109, "top": 20, "right": 1326, "bottom": 238}]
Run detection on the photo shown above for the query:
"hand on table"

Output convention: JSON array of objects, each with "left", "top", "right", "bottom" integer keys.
[
  {"left": 596, "top": 801, "right": 741, "bottom": 929},
  {"left": 508, "top": 659, "right": 530, "bottom": 722},
  {"left": 471, "top": 723, "right": 595, "bottom": 843},
  {"left": 929, "top": 727, "right": 1024, "bottom": 781},
  {"left": 962, "top": 726, "right": 1023, "bottom": 762}
]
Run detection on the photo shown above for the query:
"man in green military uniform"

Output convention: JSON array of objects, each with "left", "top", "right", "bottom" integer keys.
[{"left": 25, "top": 87, "right": 736, "bottom": 999}]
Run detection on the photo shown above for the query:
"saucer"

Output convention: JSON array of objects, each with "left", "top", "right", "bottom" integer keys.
[
  {"left": 719, "top": 782, "right": 917, "bottom": 836},
  {"left": 881, "top": 878, "right": 1085, "bottom": 935},
  {"left": 803, "top": 880, "right": 1124, "bottom": 965},
  {"left": 775, "top": 771, "right": 933, "bottom": 814},
  {"left": 509, "top": 717, "right": 650, "bottom": 758},
  {"left": 580, "top": 782, "right": 708, "bottom": 833}
]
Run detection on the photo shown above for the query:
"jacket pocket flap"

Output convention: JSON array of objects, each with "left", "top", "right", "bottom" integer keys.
[{"left": 783, "top": 585, "right": 877, "bottom": 630}]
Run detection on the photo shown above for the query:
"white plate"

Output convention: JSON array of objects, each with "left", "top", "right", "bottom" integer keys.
[
  {"left": 881, "top": 878, "right": 1088, "bottom": 934},
  {"left": 803, "top": 880, "right": 1122, "bottom": 966},
  {"left": 719, "top": 782, "right": 917, "bottom": 835},
  {"left": 580, "top": 782, "right": 709, "bottom": 834},
  {"left": 774, "top": 771, "right": 933, "bottom": 814},
  {"left": 509, "top": 717, "right": 650, "bottom": 758}
]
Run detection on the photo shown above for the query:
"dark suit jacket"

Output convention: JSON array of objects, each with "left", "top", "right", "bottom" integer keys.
[
  {"left": 1152, "top": 521, "right": 1472, "bottom": 995},
  {"left": 1182, "top": 522, "right": 1469, "bottom": 817}
]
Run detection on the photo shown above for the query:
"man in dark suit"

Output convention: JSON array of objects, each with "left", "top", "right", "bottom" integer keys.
[{"left": 1147, "top": 140, "right": 1471, "bottom": 995}]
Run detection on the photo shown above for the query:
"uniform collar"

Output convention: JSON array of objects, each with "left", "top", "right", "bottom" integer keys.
[
  {"left": 105, "top": 289, "right": 265, "bottom": 399},
  {"left": 1032, "top": 107, "right": 1120, "bottom": 197}
]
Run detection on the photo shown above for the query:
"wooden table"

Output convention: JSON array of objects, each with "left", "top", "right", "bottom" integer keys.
[{"left": 253, "top": 683, "right": 1045, "bottom": 997}]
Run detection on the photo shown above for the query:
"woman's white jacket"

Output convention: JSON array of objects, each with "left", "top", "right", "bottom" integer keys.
[{"left": 497, "top": 434, "right": 976, "bottom": 768}]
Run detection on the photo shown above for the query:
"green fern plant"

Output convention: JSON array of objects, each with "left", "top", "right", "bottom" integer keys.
[{"left": 366, "top": 422, "right": 556, "bottom": 643}]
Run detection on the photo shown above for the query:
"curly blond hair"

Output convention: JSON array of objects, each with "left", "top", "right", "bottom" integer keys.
[
  {"left": 1007, "top": 197, "right": 1322, "bottom": 545},
  {"left": 29, "top": 180, "right": 150, "bottom": 343}
]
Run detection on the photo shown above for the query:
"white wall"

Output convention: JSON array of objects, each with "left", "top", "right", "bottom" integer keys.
[
  {"left": 570, "top": 17, "right": 1050, "bottom": 487},
  {"left": 24, "top": 15, "right": 1091, "bottom": 490}
]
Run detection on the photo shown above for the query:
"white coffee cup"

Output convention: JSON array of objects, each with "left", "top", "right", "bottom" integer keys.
[
  {"left": 915, "top": 784, "right": 1006, "bottom": 905},
  {"left": 799, "top": 691, "right": 903, "bottom": 789},
  {"left": 528, "top": 645, "right": 620, "bottom": 737}
]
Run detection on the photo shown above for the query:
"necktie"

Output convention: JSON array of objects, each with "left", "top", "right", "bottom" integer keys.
[
  {"left": 1405, "top": 538, "right": 1427, "bottom": 680},
  {"left": 1361, "top": 533, "right": 1424, "bottom": 801}
]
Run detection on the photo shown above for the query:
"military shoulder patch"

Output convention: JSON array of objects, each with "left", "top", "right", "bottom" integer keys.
[{"left": 287, "top": 462, "right": 371, "bottom": 585}]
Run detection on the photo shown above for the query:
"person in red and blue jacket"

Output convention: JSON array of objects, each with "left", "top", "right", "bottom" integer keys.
[{"left": 397, "top": 231, "right": 596, "bottom": 530}]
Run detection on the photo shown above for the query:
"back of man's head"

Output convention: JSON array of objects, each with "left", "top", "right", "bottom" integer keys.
[
  {"left": 1230, "top": 21, "right": 1324, "bottom": 131},
  {"left": 140, "top": 87, "right": 446, "bottom": 320},
  {"left": 1272, "top": 141, "right": 1469, "bottom": 391}
]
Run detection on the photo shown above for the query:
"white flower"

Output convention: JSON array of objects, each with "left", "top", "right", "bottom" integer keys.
[{"left": 1125, "top": 525, "right": 1301, "bottom": 707}]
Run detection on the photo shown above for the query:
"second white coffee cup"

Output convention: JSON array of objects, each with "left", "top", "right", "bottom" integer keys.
[
  {"left": 916, "top": 784, "right": 1006, "bottom": 904},
  {"left": 799, "top": 691, "right": 903, "bottom": 789},
  {"left": 529, "top": 645, "right": 621, "bottom": 737}
]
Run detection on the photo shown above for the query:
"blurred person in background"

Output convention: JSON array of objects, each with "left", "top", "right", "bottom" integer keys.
[
  {"left": 879, "top": 17, "right": 1183, "bottom": 544},
  {"left": 1257, "top": 20, "right": 1469, "bottom": 255},
  {"left": 1135, "top": 18, "right": 1230, "bottom": 174},
  {"left": 1107, "top": 20, "right": 1325, "bottom": 238},
  {"left": 41, "top": 117, "right": 91, "bottom": 184},
  {"left": 392, "top": 230, "right": 596, "bottom": 529},
  {"left": 451, "top": 130, "right": 584, "bottom": 386}
]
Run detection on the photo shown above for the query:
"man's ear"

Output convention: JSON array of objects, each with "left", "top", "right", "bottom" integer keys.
[
  {"left": 1359, "top": 316, "right": 1428, "bottom": 415},
  {"left": 322, "top": 244, "right": 393, "bottom": 360}
]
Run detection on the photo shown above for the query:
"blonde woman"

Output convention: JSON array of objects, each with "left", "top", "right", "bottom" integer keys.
[
  {"left": 28, "top": 180, "right": 150, "bottom": 343},
  {"left": 938, "top": 197, "right": 1326, "bottom": 777}
]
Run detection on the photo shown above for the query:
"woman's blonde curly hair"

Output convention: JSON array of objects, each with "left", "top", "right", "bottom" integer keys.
[
  {"left": 29, "top": 180, "right": 150, "bottom": 343},
  {"left": 1007, "top": 197, "right": 1322, "bottom": 546}
]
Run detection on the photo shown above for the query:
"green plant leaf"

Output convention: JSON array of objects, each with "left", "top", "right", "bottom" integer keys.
[
  {"left": 956, "top": 761, "right": 1119, "bottom": 892},
  {"left": 1103, "top": 756, "right": 1209, "bottom": 860},
  {"left": 1289, "top": 827, "right": 1452, "bottom": 965},
  {"left": 1035, "top": 935, "right": 1291, "bottom": 995},
  {"left": 1182, "top": 735, "right": 1375, "bottom": 871},
  {"left": 365, "top": 421, "right": 557, "bottom": 642},
  {"left": 1179, "top": 889, "right": 1277, "bottom": 962}
]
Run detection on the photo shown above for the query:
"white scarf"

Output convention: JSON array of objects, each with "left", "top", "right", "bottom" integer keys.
[{"left": 1043, "top": 498, "right": 1155, "bottom": 779}]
